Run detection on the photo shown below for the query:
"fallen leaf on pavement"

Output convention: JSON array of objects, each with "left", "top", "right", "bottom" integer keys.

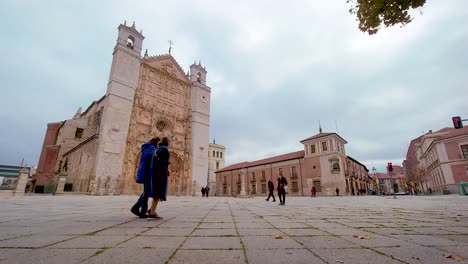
[
  {"left": 446, "top": 255, "right": 464, "bottom": 261},
  {"left": 353, "top": 235, "right": 372, "bottom": 239},
  {"left": 274, "top": 235, "right": 283, "bottom": 239}
]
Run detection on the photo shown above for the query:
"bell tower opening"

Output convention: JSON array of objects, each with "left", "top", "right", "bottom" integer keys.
[{"left": 127, "top": 36, "right": 135, "bottom": 49}]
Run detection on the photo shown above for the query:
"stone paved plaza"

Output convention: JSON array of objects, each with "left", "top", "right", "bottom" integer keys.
[{"left": 0, "top": 195, "right": 467, "bottom": 264}]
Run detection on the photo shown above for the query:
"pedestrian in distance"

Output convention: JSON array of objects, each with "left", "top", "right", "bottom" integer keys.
[
  {"left": 311, "top": 186, "right": 316, "bottom": 198},
  {"left": 266, "top": 179, "right": 276, "bottom": 202},
  {"left": 277, "top": 173, "right": 288, "bottom": 206},
  {"left": 201, "top": 187, "right": 206, "bottom": 197},
  {"left": 148, "top": 137, "right": 171, "bottom": 219},
  {"left": 335, "top": 187, "right": 340, "bottom": 196},
  {"left": 205, "top": 186, "right": 210, "bottom": 197},
  {"left": 131, "top": 137, "right": 160, "bottom": 218}
]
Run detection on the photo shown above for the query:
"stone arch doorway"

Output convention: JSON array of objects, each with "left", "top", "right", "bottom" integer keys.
[{"left": 167, "top": 152, "right": 184, "bottom": 195}]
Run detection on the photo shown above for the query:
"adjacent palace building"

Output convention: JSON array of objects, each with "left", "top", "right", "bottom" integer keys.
[
  {"left": 33, "top": 22, "right": 216, "bottom": 195},
  {"left": 215, "top": 132, "right": 371, "bottom": 197}
]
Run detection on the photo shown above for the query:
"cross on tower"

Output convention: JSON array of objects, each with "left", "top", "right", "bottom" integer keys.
[{"left": 168, "top": 40, "right": 174, "bottom": 54}]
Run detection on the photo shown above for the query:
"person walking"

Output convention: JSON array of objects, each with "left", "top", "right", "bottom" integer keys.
[
  {"left": 266, "top": 179, "right": 276, "bottom": 202},
  {"left": 205, "top": 186, "right": 210, "bottom": 197},
  {"left": 148, "top": 137, "right": 171, "bottom": 219},
  {"left": 335, "top": 187, "right": 340, "bottom": 196},
  {"left": 131, "top": 137, "right": 160, "bottom": 218},
  {"left": 277, "top": 173, "right": 288, "bottom": 206},
  {"left": 201, "top": 187, "right": 206, "bottom": 197},
  {"left": 311, "top": 186, "right": 316, "bottom": 198}
]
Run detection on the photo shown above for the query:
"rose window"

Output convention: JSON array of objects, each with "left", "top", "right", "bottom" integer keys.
[{"left": 156, "top": 121, "right": 166, "bottom": 132}]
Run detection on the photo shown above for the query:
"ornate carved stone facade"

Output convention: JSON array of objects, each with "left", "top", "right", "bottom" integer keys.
[
  {"left": 121, "top": 56, "right": 194, "bottom": 195},
  {"left": 34, "top": 22, "right": 212, "bottom": 195}
]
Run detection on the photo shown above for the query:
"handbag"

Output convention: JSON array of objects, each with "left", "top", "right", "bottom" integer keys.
[{"left": 284, "top": 185, "right": 289, "bottom": 194}]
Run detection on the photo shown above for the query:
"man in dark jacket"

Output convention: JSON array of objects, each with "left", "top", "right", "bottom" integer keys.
[
  {"left": 277, "top": 173, "right": 288, "bottom": 205},
  {"left": 266, "top": 179, "right": 276, "bottom": 202},
  {"left": 131, "top": 137, "right": 159, "bottom": 218}
]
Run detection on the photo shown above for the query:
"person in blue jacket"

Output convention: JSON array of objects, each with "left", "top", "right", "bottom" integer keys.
[
  {"left": 148, "top": 137, "right": 171, "bottom": 218},
  {"left": 130, "top": 137, "right": 160, "bottom": 218}
]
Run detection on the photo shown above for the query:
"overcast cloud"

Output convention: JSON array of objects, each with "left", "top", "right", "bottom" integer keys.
[{"left": 0, "top": 0, "right": 467, "bottom": 173}]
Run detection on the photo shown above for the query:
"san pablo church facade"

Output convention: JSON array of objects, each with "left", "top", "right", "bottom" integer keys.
[{"left": 33, "top": 22, "right": 216, "bottom": 195}]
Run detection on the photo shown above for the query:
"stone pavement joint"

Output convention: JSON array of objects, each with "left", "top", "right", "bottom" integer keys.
[{"left": 0, "top": 195, "right": 467, "bottom": 264}]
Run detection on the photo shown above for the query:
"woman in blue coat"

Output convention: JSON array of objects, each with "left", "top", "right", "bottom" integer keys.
[{"left": 148, "top": 137, "right": 170, "bottom": 218}]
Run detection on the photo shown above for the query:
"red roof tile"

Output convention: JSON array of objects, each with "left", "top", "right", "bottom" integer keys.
[
  {"left": 216, "top": 150, "right": 304, "bottom": 173},
  {"left": 300, "top": 132, "right": 347, "bottom": 143}
]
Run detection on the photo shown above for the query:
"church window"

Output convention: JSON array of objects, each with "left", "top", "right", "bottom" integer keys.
[
  {"left": 261, "top": 171, "right": 265, "bottom": 181},
  {"left": 216, "top": 162, "right": 219, "bottom": 170},
  {"left": 220, "top": 152, "right": 223, "bottom": 158},
  {"left": 322, "top": 142, "right": 328, "bottom": 151},
  {"left": 75, "top": 128, "right": 84, "bottom": 139},
  {"left": 156, "top": 121, "right": 166, "bottom": 132},
  {"left": 127, "top": 36, "right": 135, "bottom": 49},
  {"left": 216, "top": 151, "right": 219, "bottom": 158},
  {"left": 197, "top": 72, "right": 202, "bottom": 82},
  {"left": 310, "top": 144, "right": 316, "bottom": 154},
  {"left": 213, "top": 150, "right": 215, "bottom": 157}
]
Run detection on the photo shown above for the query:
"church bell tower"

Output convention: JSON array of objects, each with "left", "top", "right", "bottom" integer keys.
[
  {"left": 93, "top": 22, "right": 144, "bottom": 195},
  {"left": 190, "top": 61, "right": 211, "bottom": 195}
]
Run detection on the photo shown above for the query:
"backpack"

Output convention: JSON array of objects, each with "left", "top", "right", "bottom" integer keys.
[{"left": 135, "top": 150, "right": 156, "bottom": 184}]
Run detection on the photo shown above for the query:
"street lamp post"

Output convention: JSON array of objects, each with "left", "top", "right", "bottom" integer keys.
[{"left": 372, "top": 166, "right": 377, "bottom": 195}]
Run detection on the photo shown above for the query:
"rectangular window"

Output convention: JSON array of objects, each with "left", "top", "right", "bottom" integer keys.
[
  {"left": 261, "top": 183, "right": 266, "bottom": 193},
  {"left": 261, "top": 171, "right": 265, "bottom": 181},
  {"left": 461, "top": 144, "right": 468, "bottom": 159},
  {"left": 220, "top": 152, "right": 223, "bottom": 158},
  {"left": 251, "top": 172, "right": 255, "bottom": 182},
  {"left": 237, "top": 174, "right": 241, "bottom": 183},
  {"left": 216, "top": 162, "right": 219, "bottom": 170},
  {"left": 279, "top": 168, "right": 283, "bottom": 174},
  {"left": 75, "top": 128, "right": 84, "bottom": 139},
  {"left": 322, "top": 142, "right": 328, "bottom": 151},
  {"left": 310, "top": 144, "right": 316, "bottom": 154},
  {"left": 291, "top": 166, "right": 297, "bottom": 178}
]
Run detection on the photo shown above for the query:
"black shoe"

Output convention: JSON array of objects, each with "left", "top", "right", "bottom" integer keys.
[
  {"left": 139, "top": 213, "right": 148, "bottom": 218},
  {"left": 272, "top": 200, "right": 276, "bottom": 202},
  {"left": 131, "top": 207, "right": 140, "bottom": 217},
  {"left": 266, "top": 199, "right": 269, "bottom": 201},
  {"left": 148, "top": 213, "right": 162, "bottom": 219}
]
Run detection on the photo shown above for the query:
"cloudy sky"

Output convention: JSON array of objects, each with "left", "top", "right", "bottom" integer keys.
[{"left": 1, "top": 1, "right": 467, "bottom": 173}]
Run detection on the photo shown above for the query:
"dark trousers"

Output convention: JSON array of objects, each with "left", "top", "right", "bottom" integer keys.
[
  {"left": 279, "top": 191, "right": 286, "bottom": 204},
  {"left": 266, "top": 190, "right": 276, "bottom": 201},
  {"left": 132, "top": 179, "right": 151, "bottom": 214}
]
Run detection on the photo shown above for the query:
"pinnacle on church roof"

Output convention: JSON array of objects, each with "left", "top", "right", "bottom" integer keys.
[
  {"left": 144, "top": 49, "right": 148, "bottom": 59},
  {"left": 124, "top": 20, "right": 127, "bottom": 26},
  {"left": 132, "top": 21, "right": 135, "bottom": 28}
]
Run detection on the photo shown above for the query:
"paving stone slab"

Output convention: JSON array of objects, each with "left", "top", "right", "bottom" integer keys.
[
  {"left": 116, "top": 236, "right": 186, "bottom": 249},
  {"left": 0, "top": 234, "right": 74, "bottom": 248},
  {"left": 295, "top": 235, "right": 361, "bottom": 249},
  {"left": 191, "top": 228, "right": 238, "bottom": 237},
  {"left": 0, "top": 248, "right": 96, "bottom": 264},
  {"left": 313, "top": 248, "right": 401, "bottom": 264},
  {"left": 373, "top": 244, "right": 468, "bottom": 264},
  {"left": 279, "top": 228, "right": 329, "bottom": 236},
  {"left": 142, "top": 227, "right": 194, "bottom": 237},
  {"left": 246, "top": 249, "right": 325, "bottom": 264},
  {"left": 0, "top": 248, "right": 33, "bottom": 261},
  {"left": 81, "top": 247, "right": 174, "bottom": 264},
  {"left": 242, "top": 236, "right": 304, "bottom": 249},
  {"left": 181, "top": 237, "right": 242, "bottom": 249},
  {"left": 170, "top": 249, "right": 245, "bottom": 264},
  {"left": 50, "top": 235, "right": 130, "bottom": 249}
]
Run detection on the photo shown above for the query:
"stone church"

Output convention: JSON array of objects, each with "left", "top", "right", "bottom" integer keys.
[{"left": 33, "top": 22, "right": 214, "bottom": 195}]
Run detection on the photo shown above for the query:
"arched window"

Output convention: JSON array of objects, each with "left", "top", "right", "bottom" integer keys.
[
  {"left": 197, "top": 72, "right": 202, "bottom": 82},
  {"left": 127, "top": 36, "right": 135, "bottom": 49},
  {"left": 220, "top": 152, "right": 222, "bottom": 158},
  {"left": 216, "top": 151, "right": 219, "bottom": 158},
  {"left": 212, "top": 150, "right": 215, "bottom": 157}
]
